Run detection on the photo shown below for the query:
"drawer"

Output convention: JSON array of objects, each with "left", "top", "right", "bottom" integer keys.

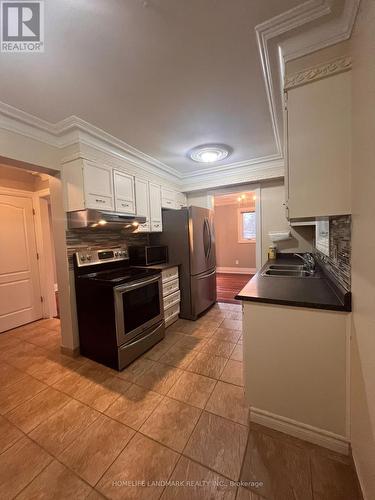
[
  {"left": 162, "top": 266, "right": 179, "bottom": 284},
  {"left": 163, "top": 290, "right": 180, "bottom": 310},
  {"left": 162, "top": 278, "right": 179, "bottom": 297},
  {"left": 86, "top": 193, "right": 113, "bottom": 210},
  {"left": 164, "top": 301, "right": 180, "bottom": 325},
  {"left": 116, "top": 199, "right": 135, "bottom": 214}
]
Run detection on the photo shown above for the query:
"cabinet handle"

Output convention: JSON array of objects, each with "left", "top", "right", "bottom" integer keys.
[{"left": 95, "top": 199, "right": 106, "bottom": 204}]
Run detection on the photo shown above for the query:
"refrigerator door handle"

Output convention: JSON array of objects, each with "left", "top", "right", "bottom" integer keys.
[
  {"left": 203, "top": 218, "right": 210, "bottom": 259},
  {"left": 196, "top": 269, "right": 216, "bottom": 280},
  {"left": 207, "top": 219, "right": 212, "bottom": 260}
]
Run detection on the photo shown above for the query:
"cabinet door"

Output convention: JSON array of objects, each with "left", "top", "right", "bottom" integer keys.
[
  {"left": 149, "top": 183, "right": 162, "bottom": 222},
  {"left": 114, "top": 170, "right": 136, "bottom": 214},
  {"left": 161, "top": 188, "right": 176, "bottom": 209},
  {"left": 135, "top": 178, "right": 150, "bottom": 232},
  {"left": 83, "top": 162, "right": 114, "bottom": 210},
  {"left": 287, "top": 71, "right": 351, "bottom": 218},
  {"left": 176, "top": 192, "right": 187, "bottom": 209}
]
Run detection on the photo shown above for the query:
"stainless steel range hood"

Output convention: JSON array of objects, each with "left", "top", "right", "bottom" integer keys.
[{"left": 67, "top": 209, "right": 146, "bottom": 230}]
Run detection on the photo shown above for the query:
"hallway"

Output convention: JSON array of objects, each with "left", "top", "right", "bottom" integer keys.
[{"left": 216, "top": 273, "right": 254, "bottom": 304}]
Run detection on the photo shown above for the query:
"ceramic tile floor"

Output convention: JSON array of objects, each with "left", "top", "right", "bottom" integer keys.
[{"left": 0, "top": 305, "right": 362, "bottom": 499}]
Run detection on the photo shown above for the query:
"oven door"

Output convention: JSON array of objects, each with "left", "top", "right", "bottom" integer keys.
[{"left": 114, "top": 274, "right": 163, "bottom": 345}]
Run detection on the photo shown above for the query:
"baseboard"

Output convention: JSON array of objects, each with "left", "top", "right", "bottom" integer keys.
[
  {"left": 352, "top": 452, "right": 368, "bottom": 500},
  {"left": 250, "top": 407, "right": 349, "bottom": 455},
  {"left": 60, "top": 345, "right": 80, "bottom": 357},
  {"left": 217, "top": 267, "right": 256, "bottom": 274}
]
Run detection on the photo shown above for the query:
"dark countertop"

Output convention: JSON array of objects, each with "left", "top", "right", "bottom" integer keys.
[
  {"left": 235, "top": 254, "right": 351, "bottom": 312},
  {"left": 133, "top": 262, "right": 180, "bottom": 271}
]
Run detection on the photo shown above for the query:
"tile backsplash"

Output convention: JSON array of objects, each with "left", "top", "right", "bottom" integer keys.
[
  {"left": 314, "top": 215, "right": 351, "bottom": 291},
  {"left": 66, "top": 229, "right": 148, "bottom": 269}
]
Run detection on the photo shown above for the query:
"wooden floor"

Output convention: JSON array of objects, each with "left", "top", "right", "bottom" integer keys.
[{"left": 216, "top": 272, "right": 254, "bottom": 304}]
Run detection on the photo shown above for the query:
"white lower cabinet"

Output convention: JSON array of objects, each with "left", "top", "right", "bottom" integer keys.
[{"left": 162, "top": 266, "right": 180, "bottom": 327}]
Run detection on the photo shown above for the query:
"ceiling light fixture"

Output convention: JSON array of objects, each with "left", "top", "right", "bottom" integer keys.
[{"left": 188, "top": 144, "right": 232, "bottom": 163}]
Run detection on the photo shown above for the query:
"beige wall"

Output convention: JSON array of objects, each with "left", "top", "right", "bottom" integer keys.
[
  {"left": 214, "top": 202, "right": 256, "bottom": 270},
  {"left": 350, "top": 1, "right": 375, "bottom": 497}
]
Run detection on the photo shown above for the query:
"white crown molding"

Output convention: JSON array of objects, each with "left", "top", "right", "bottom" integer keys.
[
  {"left": 281, "top": 0, "right": 360, "bottom": 62},
  {"left": 254, "top": 0, "right": 332, "bottom": 157},
  {"left": 0, "top": 101, "right": 183, "bottom": 182},
  {"left": 284, "top": 55, "right": 352, "bottom": 89},
  {"left": 182, "top": 158, "right": 284, "bottom": 193},
  {"left": 255, "top": 0, "right": 359, "bottom": 160}
]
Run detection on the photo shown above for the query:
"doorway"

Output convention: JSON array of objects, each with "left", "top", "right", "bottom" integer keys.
[
  {"left": 0, "top": 164, "right": 58, "bottom": 333},
  {"left": 213, "top": 188, "right": 260, "bottom": 304}
]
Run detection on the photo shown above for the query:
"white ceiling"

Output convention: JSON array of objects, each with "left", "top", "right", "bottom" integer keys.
[{"left": 0, "top": 0, "right": 306, "bottom": 175}]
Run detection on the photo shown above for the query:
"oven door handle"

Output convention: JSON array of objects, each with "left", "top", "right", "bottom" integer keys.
[{"left": 114, "top": 275, "right": 160, "bottom": 293}]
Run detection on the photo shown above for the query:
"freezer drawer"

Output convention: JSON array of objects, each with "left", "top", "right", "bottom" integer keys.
[{"left": 190, "top": 268, "right": 216, "bottom": 319}]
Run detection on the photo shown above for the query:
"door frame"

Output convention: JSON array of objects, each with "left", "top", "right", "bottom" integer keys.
[
  {"left": 209, "top": 184, "right": 262, "bottom": 271},
  {"left": 0, "top": 186, "right": 56, "bottom": 319}
]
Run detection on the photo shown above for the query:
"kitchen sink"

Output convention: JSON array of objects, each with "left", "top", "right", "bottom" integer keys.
[
  {"left": 262, "top": 269, "right": 316, "bottom": 278},
  {"left": 268, "top": 264, "right": 306, "bottom": 271}
]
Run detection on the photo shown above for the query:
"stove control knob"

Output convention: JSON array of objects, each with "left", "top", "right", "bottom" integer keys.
[
  {"left": 86, "top": 255, "right": 92, "bottom": 261},
  {"left": 80, "top": 255, "right": 86, "bottom": 262},
  {"left": 114, "top": 252, "right": 119, "bottom": 257}
]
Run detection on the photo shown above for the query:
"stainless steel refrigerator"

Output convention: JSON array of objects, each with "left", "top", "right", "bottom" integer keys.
[{"left": 156, "top": 206, "right": 216, "bottom": 320}]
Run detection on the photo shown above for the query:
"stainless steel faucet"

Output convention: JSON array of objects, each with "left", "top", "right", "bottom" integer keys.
[{"left": 294, "top": 252, "right": 316, "bottom": 272}]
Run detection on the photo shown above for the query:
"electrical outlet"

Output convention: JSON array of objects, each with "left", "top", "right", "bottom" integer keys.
[{"left": 235, "top": 259, "right": 239, "bottom": 265}]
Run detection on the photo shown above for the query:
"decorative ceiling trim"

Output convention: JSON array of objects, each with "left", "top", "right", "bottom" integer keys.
[
  {"left": 254, "top": 0, "right": 331, "bottom": 157},
  {"left": 0, "top": 101, "right": 183, "bottom": 181},
  {"left": 255, "top": 0, "right": 359, "bottom": 159},
  {"left": 182, "top": 158, "right": 284, "bottom": 193},
  {"left": 284, "top": 55, "right": 352, "bottom": 90},
  {"left": 180, "top": 153, "right": 282, "bottom": 179},
  {"left": 281, "top": 0, "right": 360, "bottom": 62}
]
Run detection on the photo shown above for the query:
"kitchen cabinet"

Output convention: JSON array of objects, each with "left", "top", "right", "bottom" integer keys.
[
  {"left": 243, "top": 301, "right": 349, "bottom": 453},
  {"left": 149, "top": 182, "right": 162, "bottom": 232},
  {"left": 134, "top": 178, "right": 151, "bottom": 232},
  {"left": 63, "top": 159, "right": 114, "bottom": 211},
  {"left": 114, "top": 170, "right": 135, "bottom": 214},
  {"left": 161, "top": 188, "right": 177, "bottom": 209},
  {"left": 176, "top": 191, "right": 187, "bottom": 209},
  {"left": 161, "top": 266, "right": 180, "bottom": 327},
  {"left": 285, "top": 69, "right": 351, "bottom": 219},
  {"left": 63, "top": 158, "right": 185, "bottom": 227}
]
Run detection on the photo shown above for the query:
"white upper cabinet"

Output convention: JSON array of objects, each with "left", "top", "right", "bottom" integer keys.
[
  {"left": 176, "top": 191, "right": 187, "bottom": 209},
  {"left": 114, "top": 170, "right": 135, "bottom": 214},
  {"left": 134, "top": 178, "right": 150, "bottom": 232},
  {"left": 149, "top": 182, "right": 162, "bottom": 232},
  {"left": 83, "top": 162, "right": 114, "bottom": 210},
  {"left": 286, "top": 69, "right": 351, "bottom": 219},
  {"left": 161, "top": 188, "right": 177, "bottom": 209}
]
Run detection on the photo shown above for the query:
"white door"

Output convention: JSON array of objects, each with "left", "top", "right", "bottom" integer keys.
[
  {"left": 0, "top": 194, "right": 42, "bottom": 332},
  {"left": 135, "top": 178, "right": 150, "bottom": 232},
  {"left": 149, "top": 183, "right": 162, "bottom": 232},
  {"left": 83, "top": 162, "right": 114, "bottom": 210},
  {"left": 114, "top": 170, "right": 136, "bottom": 214}
]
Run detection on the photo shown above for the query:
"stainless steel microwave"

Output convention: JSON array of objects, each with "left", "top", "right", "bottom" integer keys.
[{"left": 128, "top": 245, "right": 168, "bottom": 266}]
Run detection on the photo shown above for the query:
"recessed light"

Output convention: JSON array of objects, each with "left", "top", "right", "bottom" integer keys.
[{"left": 188, "top": 144, "right": 232, "bottom": 163}]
